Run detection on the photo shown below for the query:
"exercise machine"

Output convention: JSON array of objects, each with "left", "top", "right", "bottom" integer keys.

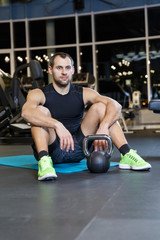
[
  {"left": 148, "top": 99, "right": 160, "bottom": 133},
  {"left": 149, "top": 99, "right": 160, "bottom": 113},
  {"left": 0, "top": 60, "right": 44, "bottom": 142},
  {"left": 72, "top": 72, "right": 95, "bottom": 88}
]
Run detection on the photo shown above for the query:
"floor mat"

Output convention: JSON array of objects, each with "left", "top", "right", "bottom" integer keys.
[{"left": 0, "top": 155, "right": 119, "bottom": 173}]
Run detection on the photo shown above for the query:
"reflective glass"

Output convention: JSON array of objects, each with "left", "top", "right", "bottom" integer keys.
[
  {"left": 15, "top": 51, "right": 27, "bottom": 68},
  {"left": 79, "top": 15, "right": 92, "bottom": 43},
  {"left": 51, "top": 18, "right": 76, "bottom": 45},
  {"left": 29, "top": 18, "right": 76, "bottom": 47},
  {"left": 29, "top": 20, "right": 46, "bottom": 47},
  {"left": 0, "top": 53, "right": 10, "bottom": 75},
  {"left": 149, "top": 39, "right": 160, "bottom": 99},
  {"left": 148, "top": 7, "right": 160, "bottom": 36},
  {"left": 96, "top": 41, "right": 147, "bottom": 106},
  {"left": 0, "top": 23, "right": 10, "bottom": 48},
  {"left": 0, "top": 53, "right": 11, "bottom": 98},
  {"left": 13, "top": 22, "right": 26, "bottom": 48},
  {"left": 95, "top": 9, "right": 145, "bottom": 41},
  {"left": 14, "top": 51, "right": 27, "bottom": 88},
  {"left": 30, "top": 49, "right": 49, "bottom": 84},
  {"left": 79, "top": 46, "right": 93, "bottom": 74}
]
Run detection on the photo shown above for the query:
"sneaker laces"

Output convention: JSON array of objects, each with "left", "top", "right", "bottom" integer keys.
[
  {"left": 40, "top": 157, "right": 53, "bottom": 169},
  {"left": 127, "top": 150, "right": 144, "bottom": 163}
]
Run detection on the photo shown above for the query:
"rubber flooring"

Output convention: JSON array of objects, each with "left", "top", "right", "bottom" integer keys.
[{"left": 0, "top": 130, "right": 160, "bottom": 240}]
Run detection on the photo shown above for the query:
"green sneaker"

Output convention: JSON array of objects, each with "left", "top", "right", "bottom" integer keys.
[
  {"left": 119, "top": 149, "right": 151, "bottom": 170},
  {"left": 38, "top": 156, "right": 57, "bottom": 181}
]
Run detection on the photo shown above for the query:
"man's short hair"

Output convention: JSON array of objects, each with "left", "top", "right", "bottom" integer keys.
[{"left": 49, "top": 52, "right": 74, "bottom": 67}]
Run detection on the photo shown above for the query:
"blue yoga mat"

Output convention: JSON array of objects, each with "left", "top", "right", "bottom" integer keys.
[{"left": 0, "top": 155, "right": 119, "bottom": 173}]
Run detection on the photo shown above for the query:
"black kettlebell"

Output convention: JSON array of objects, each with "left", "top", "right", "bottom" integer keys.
[{"left": 83, "top": 134, "right": 113, "bottom": 173}]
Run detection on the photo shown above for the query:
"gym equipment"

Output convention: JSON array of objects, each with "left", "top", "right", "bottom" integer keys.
[
  {"left": 12, "top": 60, "right": 44, "bottom": 108},
  {"left": 132, "top": 91, "right": 141, "bottom": 109},
  {"left": 148, "top": 99, "right": 160, "bottom": 133},
  {"left": 149, "top": 99, "right": 160, "bottom": 113},
  {"left": 98, "top": 80, "right": 130, "bottom": 108},
  {"left": 72, "top": 72, "right": 95, "bottom": 88},
  {"left": 98, "top": 80, "right": 138, "bottom": 133},
  {"left": 0, "top": 60, "right": 43, "bottom": 112},
  {"left": 0, "top": 106, "right": 12, "bottom": 136},
  {"left": 0, "top": 60, "right": 44, "bottom": 141},
  {"left": 83, "top": 134, "right": 113, "bottom": 173}
]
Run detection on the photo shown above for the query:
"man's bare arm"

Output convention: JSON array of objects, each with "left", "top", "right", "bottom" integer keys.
[
  {"left": 21, "top": 89, "right": 59, "bottom": 129},
  {"left": 21, "top": 89, "right": 74, "bottom": 151},
  {"left": 83, "top": 87, "right": 122, "bottom": 131}
]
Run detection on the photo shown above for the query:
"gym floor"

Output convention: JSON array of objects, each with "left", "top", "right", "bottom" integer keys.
[{"left": 0, "top": 130, "right": 160, "bottom": 240}]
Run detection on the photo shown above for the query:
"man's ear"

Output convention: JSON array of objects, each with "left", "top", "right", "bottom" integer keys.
[
  {"left": 48, "top": 66, "right": 53, "bottom": 75},
  {"left": 72, "top": 66, "right": 75, "bottom": 75}
]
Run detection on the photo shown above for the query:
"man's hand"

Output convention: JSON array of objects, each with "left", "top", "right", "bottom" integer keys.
[
  {"left": 55, "top": 122, "right": 74, "bottom": 152},
  {"left": 94, "top": 139, "right": 109, "bottom": 152},
  {"left": 94, "top": 124, "right": 110, "bottom": 151}
]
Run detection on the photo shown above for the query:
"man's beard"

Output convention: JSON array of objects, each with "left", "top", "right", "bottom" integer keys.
[{"left": 55, "top": 77, "right": 71, "bottom": 87}]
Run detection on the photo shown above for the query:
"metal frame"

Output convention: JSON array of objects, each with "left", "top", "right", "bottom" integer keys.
[{"left": 0, "top": 4, "right": 160, "bottom": 101}]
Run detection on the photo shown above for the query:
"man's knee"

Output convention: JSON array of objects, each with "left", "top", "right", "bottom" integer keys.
[
  {"left": 89, "top": 102, "right": 106, "bottom": 116},
  {"left": 81, "top": 102, "right": 106, "bottom": 135}
]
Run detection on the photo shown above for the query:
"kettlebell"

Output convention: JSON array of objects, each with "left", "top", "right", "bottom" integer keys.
[{"left": 83, "top": 134, "right": 113, "bottom": 173}]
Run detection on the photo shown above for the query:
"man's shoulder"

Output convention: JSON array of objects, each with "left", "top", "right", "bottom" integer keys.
[{"left": 40, "top": 83, "right": 53, "bottom": 93}]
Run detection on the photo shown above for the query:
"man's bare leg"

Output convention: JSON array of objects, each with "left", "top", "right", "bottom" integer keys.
[
  {"left": 81, "top": 102, "right": 151, "bottom": 170},
  {"left": 31, "top": 106, "right": 56, "bottom": 154},
  {"left": 31, "top": 106, "right": 57, "bottom": 180},
  {"left": 81, "top": 102, "right": 128, "bottom": 149}
]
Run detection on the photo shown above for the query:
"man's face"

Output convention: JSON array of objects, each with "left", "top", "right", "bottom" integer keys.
[{"left": 49, "top": 56, "right": 74, "bottom": 87}]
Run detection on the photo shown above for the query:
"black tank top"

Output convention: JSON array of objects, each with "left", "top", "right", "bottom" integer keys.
[{"left": 41, "top": 83, "right": 85, "bottom": 134}]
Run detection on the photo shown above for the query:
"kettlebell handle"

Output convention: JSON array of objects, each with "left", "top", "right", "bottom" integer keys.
[{"left": 83, "top": 134, "right": 113, "bottom": 157}]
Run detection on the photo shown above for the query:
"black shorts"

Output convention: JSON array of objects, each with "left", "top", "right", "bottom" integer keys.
[{"left": 32, "top": 127, "right": 86, "bottom": 164}]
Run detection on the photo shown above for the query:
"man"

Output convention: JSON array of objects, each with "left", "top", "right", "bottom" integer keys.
[{"left": 21, "top": 52, "right": 151, "bottom": 181}]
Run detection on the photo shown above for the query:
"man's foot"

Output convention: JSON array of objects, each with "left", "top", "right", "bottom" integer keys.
[
  {"left": 38, "top": 156, "right": 57, "bottom": 181},
  {"left": 119, "top": 149, "right": 151, "bottom": 170}
]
